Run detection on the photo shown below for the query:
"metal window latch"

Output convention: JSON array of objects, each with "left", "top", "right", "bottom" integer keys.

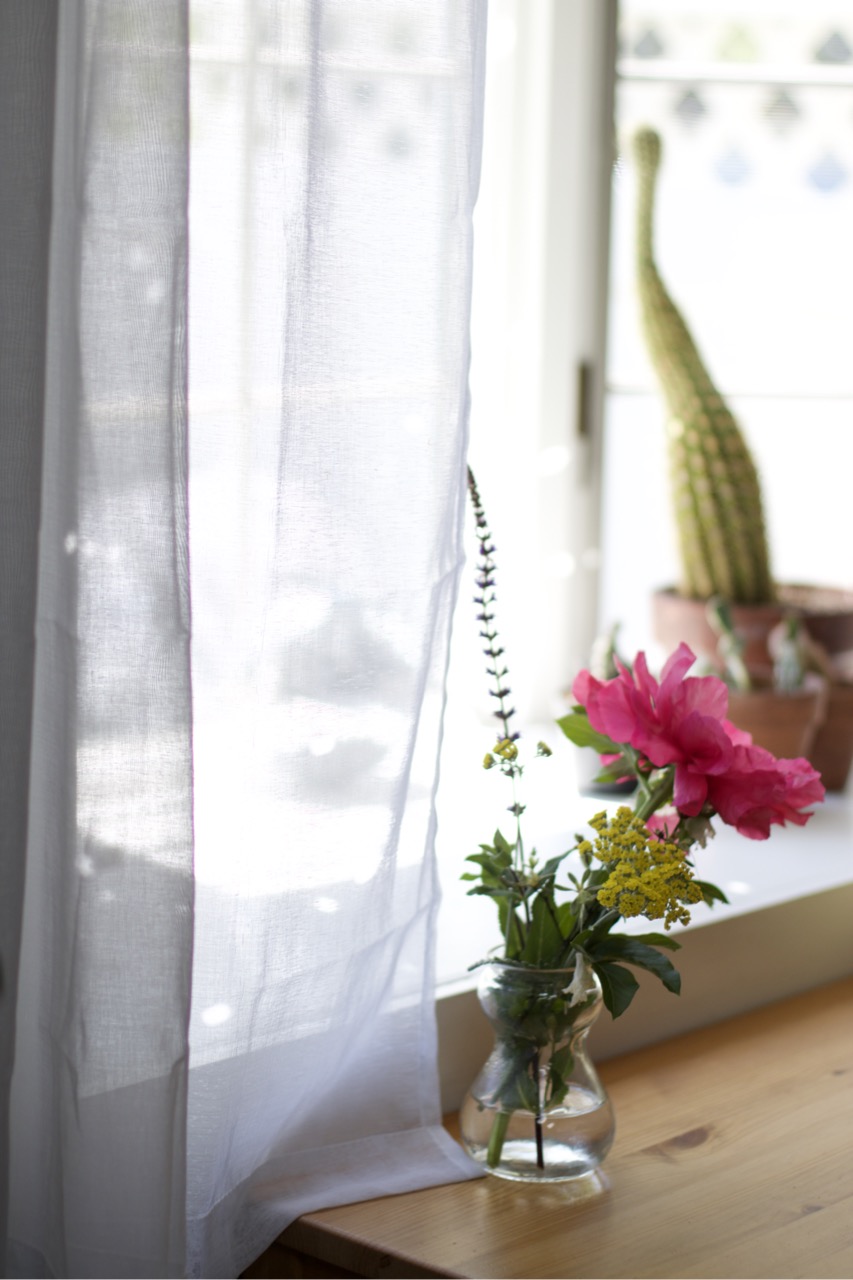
[{"left": 576, "top": 360, "right": 594, "bottom": 440}]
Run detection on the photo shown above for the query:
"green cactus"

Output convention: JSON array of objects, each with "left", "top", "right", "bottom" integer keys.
[
  {"left": 706, "top": 596, "right": 752, "bottom": 691},
  {"left": 632, "top": 127, "right": 775, "bottom": 605}
]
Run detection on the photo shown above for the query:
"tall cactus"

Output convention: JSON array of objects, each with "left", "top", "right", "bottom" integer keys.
[{"left": 633, "top": 127, "right": 775, "bottom": 605}]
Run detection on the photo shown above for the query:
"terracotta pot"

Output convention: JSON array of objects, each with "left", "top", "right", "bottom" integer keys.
[
  {"left": 807, "top": 682, "right": 853, "bottom": 792},
  {"left": 651, "top": 584, "right": 853, "bottom": 673},
  {"left": 725, "top": 675, "right": 828, "bottom": 762},
  {"left": 777, "top": 584, "right": 853, "bottom": 656}
]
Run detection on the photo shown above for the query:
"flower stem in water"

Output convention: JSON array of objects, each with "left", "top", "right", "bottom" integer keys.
[
  {"left": 533, "top": 1049, "right": 545, "bottom": 1169},
  {"left": 486, "top": 1110, "right": 512, "bottom": 1168}
]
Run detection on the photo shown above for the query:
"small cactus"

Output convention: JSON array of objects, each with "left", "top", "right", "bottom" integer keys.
[
  {"left": 706, "top": 597, "right": 752, "bottom": 691},
  {"left": 632, "top": 127, "right": 775, "bottom": 605}
]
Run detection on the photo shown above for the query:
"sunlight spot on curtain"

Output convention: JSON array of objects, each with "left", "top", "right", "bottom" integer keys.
[{"left": 200, "top": 1003, "right": 233, "bottom": 1027}]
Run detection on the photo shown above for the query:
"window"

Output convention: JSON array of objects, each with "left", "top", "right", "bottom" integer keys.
[
  {"left": 602, "top": 0, "right": 853, "bottom": 655},
  {"left": 188, "top": 1, "right": 852, "bottom": 1062},
  {"left": 434, "top": 1, "right": 853, "bottom": 1079},
  {"left": 435, "top": 0, "right": 616, "bottom": 982}
]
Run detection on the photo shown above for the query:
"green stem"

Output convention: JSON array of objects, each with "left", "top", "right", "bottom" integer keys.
[
  {"left": 506, "top": 764, "right": 530, "bottom": 952},
  {"left": 487, "top": 1110, "right": 512, "bottom": 1168},
  {"left": 543, "top": 894, "right": 563, "bottom": 941},
  {"left": 533, "top": 1050, "right": 545, "bottom": 1169},
  {"left": 633, "top": 769, "right": 675, "bottom": 824}
]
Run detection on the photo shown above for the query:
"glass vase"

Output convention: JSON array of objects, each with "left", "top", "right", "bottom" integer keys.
[{"left": 459, "top": 959, "right": 615, "bottom": 1182}]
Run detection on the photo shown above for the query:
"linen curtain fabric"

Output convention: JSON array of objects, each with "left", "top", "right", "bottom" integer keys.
[
  {"left": 4, "top": 3, "right": 195, "bottom": 1277},
  {"left": 0, "top": 2, "right": 58, "bottom": 1267},
  {"left": 2, "top": 1, "right": 486, "bottom": 1277}
]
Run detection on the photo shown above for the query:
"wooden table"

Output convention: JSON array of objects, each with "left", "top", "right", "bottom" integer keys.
[{"left": 249, "top": 978, "right": 853, "bottom": 1278}]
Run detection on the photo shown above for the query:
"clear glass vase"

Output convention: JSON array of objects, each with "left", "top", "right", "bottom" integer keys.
[{"left": 459, "top": 959, "right": 615, "bottom": 1182}]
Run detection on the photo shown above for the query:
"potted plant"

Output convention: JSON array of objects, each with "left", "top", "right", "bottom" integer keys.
[
  {"left": 458, "top": 470, "right": 824, "bottom": 1183},
  {"left": 706, "top": 599, "right": 828, "bottom": 761},
  {"left": 631, "top": 127, "right": 853, "bottom": 786}
]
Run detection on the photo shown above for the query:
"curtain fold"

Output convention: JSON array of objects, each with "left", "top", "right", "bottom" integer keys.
[
  {"left": 0, "top": 1, "right": 58, "bottom": 1266},
  {"left": 185, "top": 4, "right": 486, "bottom": 1273},
  {"left": 5, "top": 4, "right": 194, "bottom": 1276},
  {"left": 2, "top": 1, "right": 487, "bottom": 1276}
]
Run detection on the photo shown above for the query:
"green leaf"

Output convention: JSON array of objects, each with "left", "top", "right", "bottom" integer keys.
[
  {"left": 549, "top": 1041, "right": 574, "bottom": 1083},
  {"left": 506, "top": 1067, "right": 539, "bottom": 1112},
  {"left": 556, "top": 711, "right": 621, "bottom": 756},
  {"left": 520, "top": 894, "right": 564, "bottom": 967},
  {"left": 489, "top": 1049, "right": 539, "bottom": 1113},
  {"left": 593, "top": 961, "right": 640, "bottom": 1018},
  {"left": 587, "top": 935, "right": 681, "bottom": 995},
  {"left": 591, "top": 754, "right": 634, "bottom": 783},
  {"left": 555, "top": 901, "right": 577, "bottom": 939},
  {"left": 694, "top": 878, "right": 729, "bottom": 906},
  {"left": 493, "top": 829, "right": 514, "bottom": 858},
  {"left": 464, "top": 852, "right": 505, "bottom": 881},
  {"left": 498, "top": 898, "right": 524, "bottom": 960},
  {"left": 625, "top": 930, "right": 682, "bottom": 952},
  {"left": 573, "top": 902, "right": 619, "bottom": 950},
  {"left": 538, "top": 853, "right": 569, "bottom": 881},
  {"left": 467, "top": 846, "right": 512, "bottom": 871},
  {"left": 548, "top": 1043, "right": 574, "bottom": 1108}
]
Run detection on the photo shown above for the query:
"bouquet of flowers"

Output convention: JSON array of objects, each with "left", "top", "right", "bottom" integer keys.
[{"left": 460, "top": 470, "right": 824, "bottom": 1178}]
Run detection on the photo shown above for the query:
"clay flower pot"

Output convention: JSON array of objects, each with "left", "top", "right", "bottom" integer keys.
[
  {"left": 651, "top": 584, "right": 853, "bottom": 787},
  {"left": 725, "top": 674, "right": 828, "bottom": 762},
  {"left": 651, "top": 584, "right": 853, "bottom": 674},
  {"left": 807, "top": 682, "right": 853, "bottom": 792}
]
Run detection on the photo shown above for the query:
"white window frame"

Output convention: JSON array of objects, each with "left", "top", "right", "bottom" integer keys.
[
  {"left": 461, "top": 0, "right": 617, "bottom": 724},
  {"left": 434, "top": 0, "right": 618, "bottom": 977}
]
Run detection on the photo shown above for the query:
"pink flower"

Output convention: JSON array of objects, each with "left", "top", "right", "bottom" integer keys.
[
  {"left": 573, "top": 642, "right": 825, "bottom": 837},
  {"left": 646, "top": 808, "right": 680, "bottom": 841},
  {"left": 573, "top": 643, "right": 734, "bottom": 815},
  {"left": 707, "top": 741, "right": 825, "bottom": 840}
]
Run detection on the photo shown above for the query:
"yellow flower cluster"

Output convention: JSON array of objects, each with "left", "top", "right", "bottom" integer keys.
[
  {"left": 483, "top": 738, "right": 520, "bottom": 770},
  {"left": 588, "top": 806, "right": 703, "bottom": 929}
]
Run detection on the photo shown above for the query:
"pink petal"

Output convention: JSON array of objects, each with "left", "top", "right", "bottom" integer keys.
[
  {"left": 677, "top": 710, "right": 733, "bottom": 773},
  {"left": 657, "top": 643, "right": 698, "bottom": 701},
  {"left": 631, "top": 650, "right": 659, "bottom": 705},
  {"left": 723, "top": 719, "right": 753, "bottom": 748},
  {"left": 572, "top": 669, "right": 594, "bottom": 705},
  {"left": 670, "top": 672, "right": 729, "bottom": 724},
  {"left": 778, "top": 758, "right": 825, "bottom": 808},
  {"left": 672, "top": 764, "right": 709, "bottom": 815},
  {"left": 585, "top": 677, "right": 641, "bottom": 744}
]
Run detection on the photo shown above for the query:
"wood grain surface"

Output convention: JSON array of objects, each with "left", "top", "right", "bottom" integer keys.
[{"left": 268, "top": 978, "right": 853, "bottom": 1279}]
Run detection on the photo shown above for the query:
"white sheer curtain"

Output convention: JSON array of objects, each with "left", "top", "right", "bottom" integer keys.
[
  {"left": 2, "top": 2, "right": 486, "bottom": 1277},
  {"left": 5, "top": 3, "right": 195, "bottom": 1277}
]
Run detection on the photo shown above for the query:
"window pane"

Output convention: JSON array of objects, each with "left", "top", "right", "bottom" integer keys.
[{"left": 602, "top": 1, "right": 853, "bottom": 656}]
